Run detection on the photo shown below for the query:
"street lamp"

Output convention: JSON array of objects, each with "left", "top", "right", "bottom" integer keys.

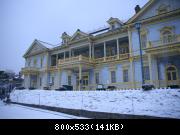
[{"left": 135, "top": 22, "right": 145, "bottom": 86}]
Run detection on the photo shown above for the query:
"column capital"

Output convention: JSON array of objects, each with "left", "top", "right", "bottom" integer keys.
[{"left": 129, "top": 57, "right": 134, "bottom": 62}]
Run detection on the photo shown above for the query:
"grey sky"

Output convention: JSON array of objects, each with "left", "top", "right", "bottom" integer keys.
[{"left": 0, "top": 0, "right": 148, "bottom": 73}]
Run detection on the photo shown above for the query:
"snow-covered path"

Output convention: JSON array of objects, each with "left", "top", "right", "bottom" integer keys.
[
  {"left": 10, "top": 89, "right": 180, "bottom": 119},
  {"left": 0, "top": 101, "right": 85, "bottom": 119}
]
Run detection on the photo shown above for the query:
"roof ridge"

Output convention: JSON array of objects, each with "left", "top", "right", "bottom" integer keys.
[{"left": 37, "top": 39, "right": 57, "bottom": 47}]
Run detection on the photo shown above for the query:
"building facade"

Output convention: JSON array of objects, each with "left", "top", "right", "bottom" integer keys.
[{"left": 22, "top": 0, "right": 180, "bottom": 90}]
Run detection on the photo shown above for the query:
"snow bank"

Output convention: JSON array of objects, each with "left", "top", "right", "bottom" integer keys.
[
  {"left": 10, "top": 89, "right": 180, "bottom": 118},
  {"left": 0, "top": 101, "right": 84, "bottom": 119}
]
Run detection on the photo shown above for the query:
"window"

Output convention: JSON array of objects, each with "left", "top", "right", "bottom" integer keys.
[
  {"left": 106, "top": 40, "right": 117, "bottom": 56},
  {"left": 95, "top": 73, "right": 99, "bottom": 84},
  {"left": 65, "top": 51, "right": 69, "bottom": 58},
  {"left": 82, "top": 76, "right": 88, "bottom": 86},
  {"left": 111, "top": 24, "right": 115, "bottom": 30},
  {"left": 33, "top": 59, "right": 37, "bottom": 67},
  {"left": 51, "top": 77, "right": 54, "bottom": 85},
  {"left": 120, "top": 46, "right": 129, "bottom": 54},
  {"left": 68, "top": 75, "right": 71, "bottom": 85},
  {"left": 111, "top": 71, "right": 116, "bottom": 83},
  {"left": 40, "top": 77, "right": 42, "bottom": 86},
  {"left": 107, "top": 46, "right": 116, "bottom": 56},
  {"left": 58, "top": 53, "right": 64, "bottom": 60},
  {"left": 166, "top": 66, "right": 177, "bottom": 81},
  {"left": 123, "top": 69, "right": 128, "bottom": 82},
  {"left": 40, "top": 56, "right": 43, "bottom": 68},
  {"left": 28, "top": 59, "right": 31, "bottom": 67},
  {"left": 51, "top": 55, "right": 57, "bottom": 66},
  {"left": 143, "top": 66, "right": 150, "bottom": 80},
  {"left": 161, "top": 30, "right": 174, "bottom": 43},
  {"left": 62, "top": 38, "right": 67, "bottom": 44},
  {"left": 141, "top": 34, "right": 147, "bottom": 48},
  {"left": 49, "top": 74, "right": 54, "bottom": 85}
]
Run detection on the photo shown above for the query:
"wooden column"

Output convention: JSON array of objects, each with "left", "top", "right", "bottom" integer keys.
[
  {"left": 79, "top": 65, "right": 82, "bottom": 91},
  {"left": 69, "top": 49, "right": 71, "bottom": 58},
  {"left": 64, "top": 52, "right": 65, "bottom": 60},
  {"left": 92, "top": 43, "right": 94, "bottom": 59},
  {"left": 56, "top": 54, "right": 58, "bottom": 67},
  {"left": 128, "top": 28, "right": 133, "bottom": 57},
  {"left": 117, "top": 39, "right": 120, "bottom": 59},
  {"left": 130, "top": 58, "right": 135, "bottom": 88},
  {"left": 104, "top": 42, "right": 106, "bottom": 61},
  {"left": 89, "top": 44, "right": 92, "bottom": 59},
  {"left": 148, "top": 53, "right": 153, "bottom": 84},
  {"left": 58, "top": 69, "right": 61, "bottom": 88}
]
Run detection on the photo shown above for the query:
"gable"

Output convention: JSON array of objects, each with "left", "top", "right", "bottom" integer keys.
[
  {"left": 72, "top": 33, "right": 84, "bottom": 40},
  {"left": 70, "top": 30, "right": 89, "bottom": 41},
  {"left": 30, "top": 43, "right": 44, "bottom": 54},
  {"left": 128, "top": 0, "right": 180, "bottom": 23},
  {"left": 23, "top": 40, "right": 48, "bottom": 57}
]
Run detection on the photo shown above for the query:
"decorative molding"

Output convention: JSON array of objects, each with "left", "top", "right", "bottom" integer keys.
[
  {"left": 159, "top": 26, "right": 175, "bottom": 36},
  {"left": 156, "top": 4, "right": 170, "bottom": 15}
]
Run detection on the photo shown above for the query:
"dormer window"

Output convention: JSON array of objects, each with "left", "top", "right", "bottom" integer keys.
[
  {"left": 111, "top": 24, "right": 115, "bottom": 30},
  {"left": 61, "top": 32, "right": 71, "bottom": 45},
  {"left": 107, "top": 17, "right": 123, "bottom": 30},
  {"left": 62, "top": 38, "right": 67, "bottom": 44}
]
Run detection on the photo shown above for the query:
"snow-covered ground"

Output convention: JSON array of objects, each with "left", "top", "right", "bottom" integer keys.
[
  {"left": 10, "top": 89, "right": 180, "bottom": 118},
  {"left": 0, "top": 101, "right": 85, "bottom": 119}
]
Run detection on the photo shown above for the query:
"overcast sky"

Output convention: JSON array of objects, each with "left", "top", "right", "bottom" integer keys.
[{"left": 0, "top": 0, "right": 148, "bottom": 73}]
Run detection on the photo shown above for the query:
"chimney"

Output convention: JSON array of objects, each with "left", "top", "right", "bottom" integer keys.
[{"left": 135, "top": 5, "right": 141, "bottom": 13}]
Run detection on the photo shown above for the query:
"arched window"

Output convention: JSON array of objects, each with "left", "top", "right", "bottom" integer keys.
[
  {"left": 162, "top": 30, "right": 171, "bottom": 36},
  {"left": 141, "top": 33, "right": 147, "bottom": 48},
  {"left": 166, "top": 66, "right": 178, "bottom": 81},
  {"left": 140, "top": 28, "right": 148, "bottom": 49},
  {"left": 160, "top": 26, "right": 175, "bottom": 43}
]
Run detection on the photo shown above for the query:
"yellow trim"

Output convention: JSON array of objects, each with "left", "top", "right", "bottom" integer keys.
[{"left": 165, "top": 65, "right": 179, "bottom": 85}]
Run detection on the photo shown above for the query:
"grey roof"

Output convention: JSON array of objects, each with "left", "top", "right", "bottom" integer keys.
[{"left": 37, "top": 40, "right": 58, "bottom": 49}]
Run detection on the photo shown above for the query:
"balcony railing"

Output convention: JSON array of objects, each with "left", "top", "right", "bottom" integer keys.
[
  {"left": 21, "top": 67, "right": 40, "bottom": 73},
  {"left": 96, "top": 53, "right": 129, "bottom": 63},
  {"left": 58, "top": 53, "right": 129, "bottom": 65},
  {"left": 58, "top": 55, "right": 92, "bottom": 65},
  {"left": 147, "top": 34, "right": 180, "bottom": 48}
]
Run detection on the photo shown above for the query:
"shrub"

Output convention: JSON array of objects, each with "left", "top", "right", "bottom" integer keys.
[
  {"left": 168, "top": 85, "right": 180, "bottom": 89},
  {"left": 142, "top": 84, "right": 155, "bottom": 91}
]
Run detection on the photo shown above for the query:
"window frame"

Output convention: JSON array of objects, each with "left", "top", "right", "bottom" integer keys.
[
  {"left": 123, "top": 69, "right": 129, "bottom": 82},
  {"left": 111, "top": 70, "right": 116, "bottom": 83}
]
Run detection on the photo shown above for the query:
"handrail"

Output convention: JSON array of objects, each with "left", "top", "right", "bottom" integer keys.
[
  {"left": 58, "top": 53, "right": 129, "bottom": 65},
  {"left": 22, "top": 67, "right": 39, "bottom": 71},
  {"left": 148, "top": 34, "right": 180, "bottom": 48}
]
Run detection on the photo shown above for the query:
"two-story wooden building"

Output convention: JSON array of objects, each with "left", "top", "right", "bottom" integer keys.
[{"left": 22, "top": 0, "right": 180, "bottom": 90}]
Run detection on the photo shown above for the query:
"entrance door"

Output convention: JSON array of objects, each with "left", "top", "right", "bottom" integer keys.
[
  {"left": 30, "top": 75, "right": 37, "bottom": 88},
  {"left": 76, "top": 75, "right": 89, "bottom": 90},
  {"left": 166, "top": 65, "right": 178, "bottom": 86}
]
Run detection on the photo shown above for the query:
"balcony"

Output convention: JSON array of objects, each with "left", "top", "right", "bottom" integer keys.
[
  {"left": 21, "top": 67, "right": 40, "bottom": 74},
  {"left": 58, "top": 55, "right": 93, "bottom": 67},
  {"left": 95, "top": 53, "right": 129, "bottom": 64},
  {"left": 146, "top": 34, "right": 180, "bottom": 53},
  {"left": 58, "top": 53, "right": 129, "bottom": 66}
]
